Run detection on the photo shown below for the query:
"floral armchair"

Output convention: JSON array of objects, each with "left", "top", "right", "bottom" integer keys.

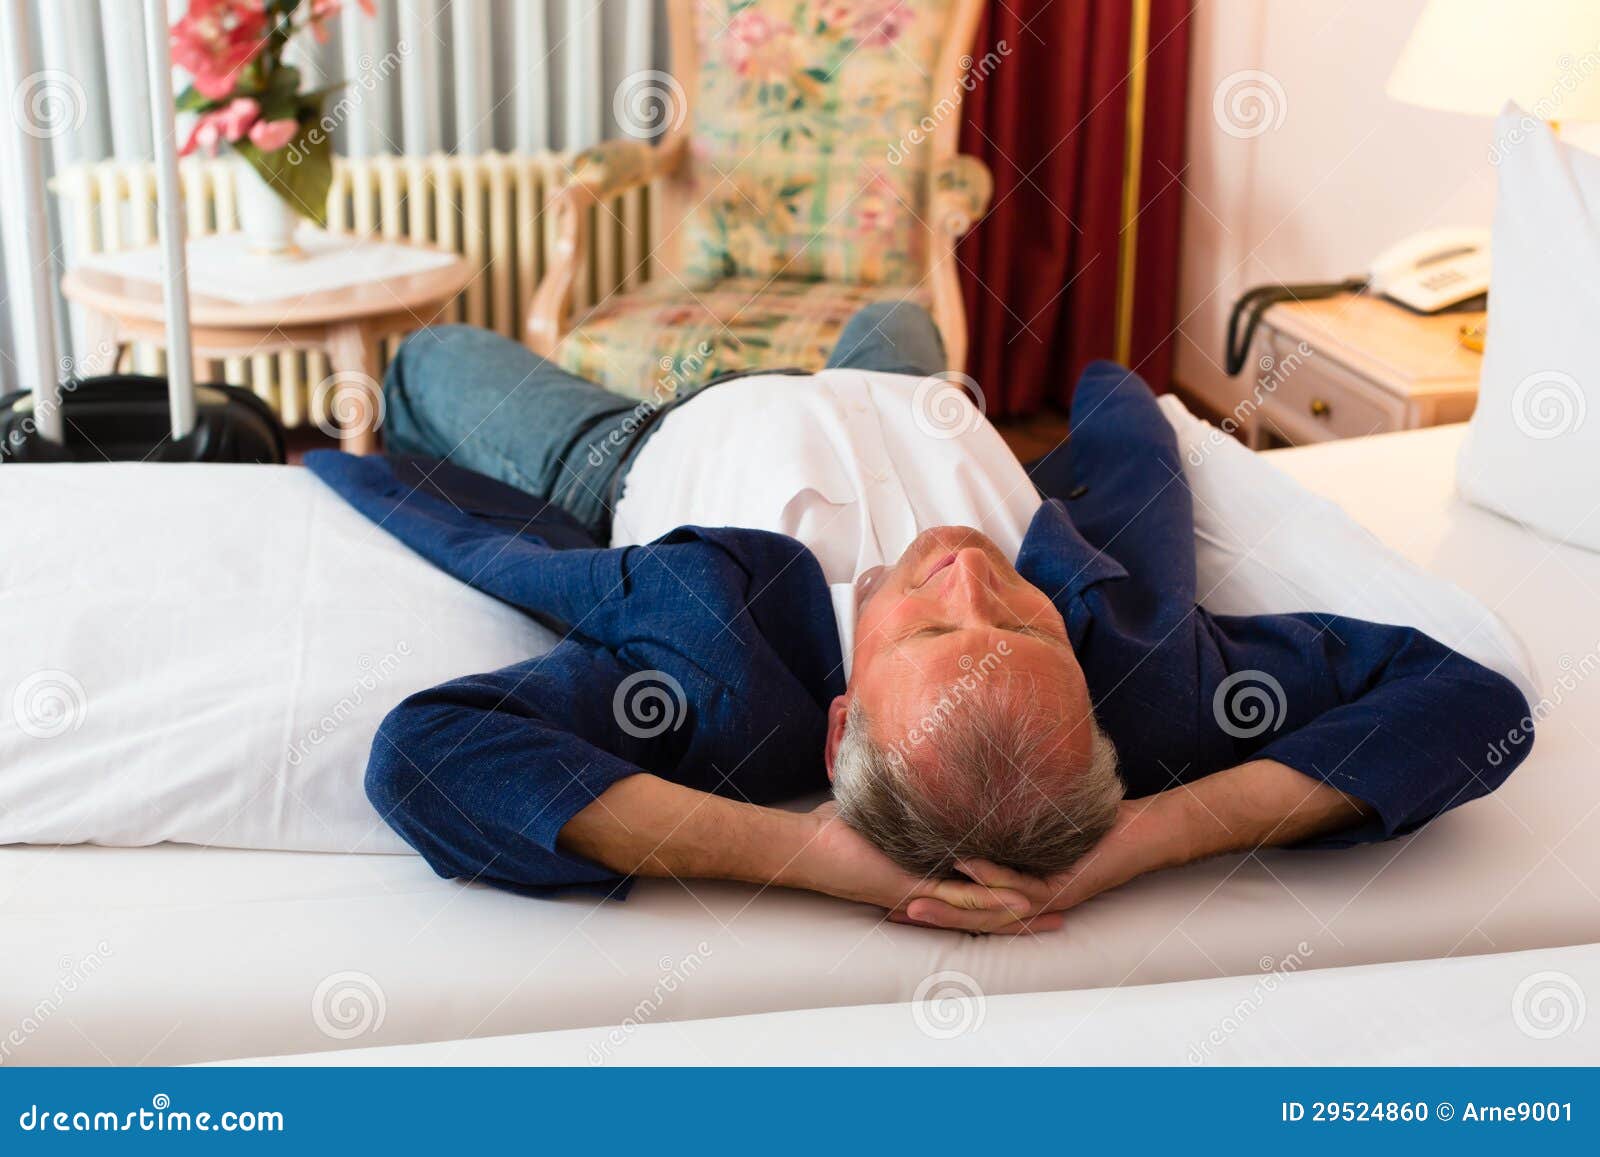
[{"left": 528, "top": 0, "right": 993, "bottom": 400}]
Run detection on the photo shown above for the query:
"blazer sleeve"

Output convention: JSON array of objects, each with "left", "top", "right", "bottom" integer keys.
[
  {"left": 305, "top": 449, "right": 618, "bottom": 634},
  {"left": 1209, "top": 611, "right": 1535, "bottom": 847},
  {"left": 364, "top": 640, "right": 666, "bottom": 896}
]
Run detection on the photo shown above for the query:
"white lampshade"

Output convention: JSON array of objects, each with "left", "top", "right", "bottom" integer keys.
[{"left": 1388, "top": 0, "right": 1600, "bottom": 120}]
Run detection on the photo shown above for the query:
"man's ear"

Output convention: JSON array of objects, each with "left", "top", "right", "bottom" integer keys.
[{"left": 824, "top": 695, "right": 850, "bottom": 782}]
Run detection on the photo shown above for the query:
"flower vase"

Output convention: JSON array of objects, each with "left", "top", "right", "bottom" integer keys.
[{"left": 232, "top": 155, "right": 300, "bottom": 256}]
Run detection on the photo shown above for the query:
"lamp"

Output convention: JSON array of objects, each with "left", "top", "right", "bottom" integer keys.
[
  {"left": 1388, "top": 0, "right": 1600, "bottom": 123},
  {"left": 1387, "top": 0, "right": 1600, "bottom": 349}
]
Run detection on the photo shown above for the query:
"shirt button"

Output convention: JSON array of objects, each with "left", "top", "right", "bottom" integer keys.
[{"left": 1068, "top": 484, "right": 1089, "bottom": 499}]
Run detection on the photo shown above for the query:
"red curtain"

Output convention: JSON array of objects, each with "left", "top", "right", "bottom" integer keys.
[{"left": 958, "top": 1, "right": 1193, "bottom": 416}]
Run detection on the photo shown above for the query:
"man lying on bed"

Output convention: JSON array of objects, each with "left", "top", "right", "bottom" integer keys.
[{"left": 307, "top": 302, "right": 1533, "bottom": 935}]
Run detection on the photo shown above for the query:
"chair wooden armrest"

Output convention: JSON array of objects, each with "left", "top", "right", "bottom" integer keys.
[
  {"left": 931, "top": 154, "right": 994, "bottom": 240},
  {"left": 527, "top": 136, "right": 689, "bottom": 356}
]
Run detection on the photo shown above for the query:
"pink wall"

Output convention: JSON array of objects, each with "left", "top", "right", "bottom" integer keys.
[{"left": 1175, "top": 0, "right": 1509, "bottom": 411}]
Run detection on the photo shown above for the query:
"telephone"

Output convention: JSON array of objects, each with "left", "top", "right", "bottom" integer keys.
[
  {"left": 1367, "top": 226, "right": 1492, "bottom": 314},
  {"left": 1225, "top": 226, "right": 1492, "bottom": 375}
]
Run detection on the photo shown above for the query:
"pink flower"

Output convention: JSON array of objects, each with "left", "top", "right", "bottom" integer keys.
[
  {"left": 817, "top": 3, "right": 853, "bottom": 29},
  {"left": 722, "top": 9, "right": 793, "bottom": 78},
  {"left": 216, "top": 96, "right": 261, "bottom": 139},
  {"left": 179, "top": 97, "right": 259, "bottom": 157},
  {"left": 248, "top": 117, "right": 301, "bottom": 153},
  {"left": 170, "top": 0, "right": 270, "bottom": 101},
  {"left": 856, "top": 0, "right": 914, "bottom": 47}
]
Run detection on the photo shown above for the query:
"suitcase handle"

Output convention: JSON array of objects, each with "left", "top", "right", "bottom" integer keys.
[
  {"left": 142, "top": 0, "right": 197, "bottom": 440},
  {"left": 0, "top": 0, "right": 64, "bottom": 443}
]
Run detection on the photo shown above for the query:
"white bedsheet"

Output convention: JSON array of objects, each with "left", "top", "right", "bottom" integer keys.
[
  {"left": 235, "top": 942, "right": 1600, "bottom": 1066},
  {"left": 4, "top": 424, "right": 1599, "bottom": 1065}
]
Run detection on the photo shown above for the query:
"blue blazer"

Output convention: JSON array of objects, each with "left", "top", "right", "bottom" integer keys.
[{"left": 306, "top": 362, "right": 1531, "bottom": 894}]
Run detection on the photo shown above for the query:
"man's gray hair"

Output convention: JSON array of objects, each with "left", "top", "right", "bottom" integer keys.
[{"left": 831, "top": 688, "right": 1122, "bottom": 877}]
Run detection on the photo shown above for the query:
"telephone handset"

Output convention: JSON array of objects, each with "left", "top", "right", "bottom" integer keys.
[
  {"left": 1225, "top": 226, "right": 1492, "bottom": 376},
  {"left": 1367, "top": 226, "right": 1492, "bottom": 314}
]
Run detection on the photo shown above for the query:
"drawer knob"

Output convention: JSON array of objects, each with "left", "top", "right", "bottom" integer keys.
[{"left": 1309, "top": 397, "right": 1332, "bottom": 420}]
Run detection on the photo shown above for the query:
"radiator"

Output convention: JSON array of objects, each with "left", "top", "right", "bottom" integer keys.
[{"left": 51, "top": 152, "right": 654, "bottom": 429}]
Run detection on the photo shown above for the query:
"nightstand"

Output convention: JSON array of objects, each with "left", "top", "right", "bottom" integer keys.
[{"left": 1241, "top": 292, "right": 1484, "bottom": 448}]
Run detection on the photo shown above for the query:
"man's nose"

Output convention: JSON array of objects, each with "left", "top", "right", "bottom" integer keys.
[{"left": 947, "top": 548, "right": 1003, "bottom": 614}]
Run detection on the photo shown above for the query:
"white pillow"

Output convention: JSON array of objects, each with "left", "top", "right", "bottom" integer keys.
[
  {"left": 1160, "top": 395, "right": 1538, "bottom": 709},
  {"left": 0, "top": 463, "right": 556, "bottom": 853},
  {"left": 1457, "top": 103, "right": 1600, "bottom": 551}
]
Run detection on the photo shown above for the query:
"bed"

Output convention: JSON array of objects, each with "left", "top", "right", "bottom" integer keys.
[
  {"left": 5, "top": 423, "right": 1599, "bottom": 1065},
  {"left": 232, "top": 941, "right": 1600, "bottom": 1066}
]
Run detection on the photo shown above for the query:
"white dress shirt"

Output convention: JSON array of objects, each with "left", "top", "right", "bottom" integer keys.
[{"left": 610, "top": 370, "right": 1044, "bottom": 675}]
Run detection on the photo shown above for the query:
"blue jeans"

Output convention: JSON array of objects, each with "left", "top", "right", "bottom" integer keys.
[{"left": 382, "top": 300, "right": 947, "bottom": 540}]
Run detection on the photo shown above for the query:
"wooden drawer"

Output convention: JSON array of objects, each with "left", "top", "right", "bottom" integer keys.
[{"left": 1254, "top": 329, "right": 1407, "bottom": 444}]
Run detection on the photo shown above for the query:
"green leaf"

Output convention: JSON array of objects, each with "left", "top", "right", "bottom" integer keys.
[
  {"left": 235, "top": 127, "right": 332, "bottom": 229},
  {"left": 175, "top": 86, "right": 210, "bottom": 114}
]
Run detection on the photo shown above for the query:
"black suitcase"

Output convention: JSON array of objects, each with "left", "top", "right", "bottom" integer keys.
[
  {"left": 0, "top": 0, "right": 286, "bottom": 467},
  {"left": 0, "top": 375, "right": 285, "bottom": 464}
]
